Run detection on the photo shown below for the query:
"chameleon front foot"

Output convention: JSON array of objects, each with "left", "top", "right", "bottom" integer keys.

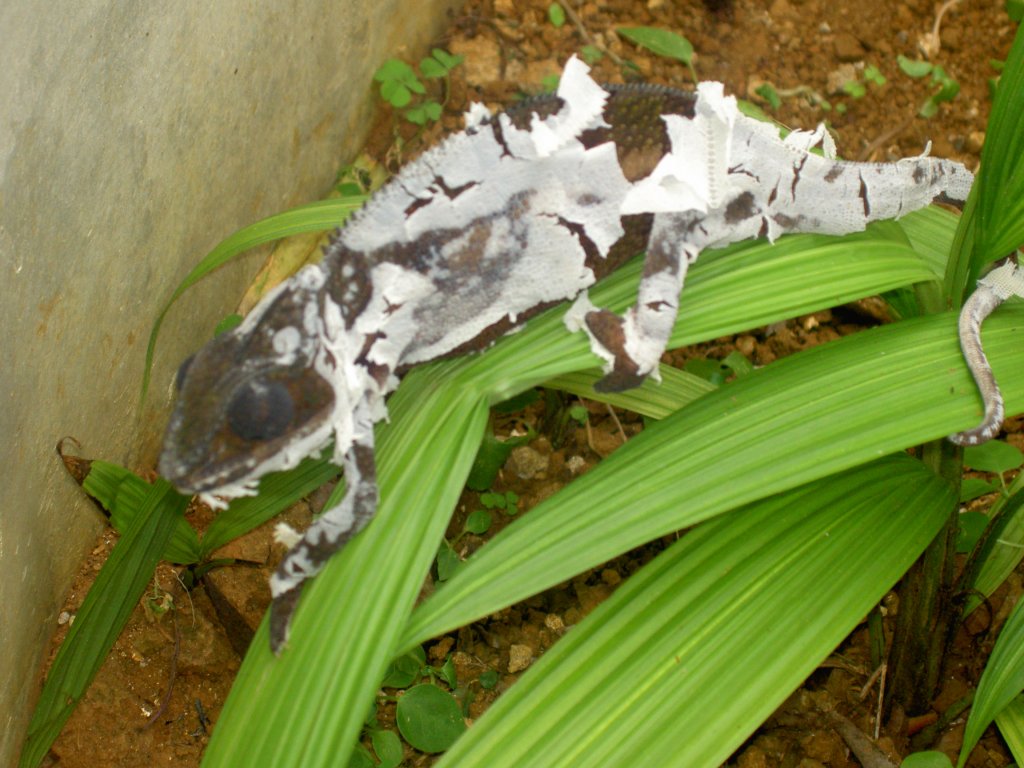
[{"left": 583, "top": 309, "right": 648, "bottom": 392}]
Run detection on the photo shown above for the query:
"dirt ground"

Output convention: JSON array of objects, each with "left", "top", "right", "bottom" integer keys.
[{"left": 36, "top": 0, "right": 1020, "bottom": 766}]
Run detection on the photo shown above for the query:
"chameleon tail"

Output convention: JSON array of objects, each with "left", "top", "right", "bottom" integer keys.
[{"left": 950, "top": 257, "right": 1024, "bottom": 446}]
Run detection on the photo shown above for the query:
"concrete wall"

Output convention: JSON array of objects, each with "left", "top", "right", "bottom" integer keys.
[{"left": 0, "top": 2, "right": 462, "bottom": 763}]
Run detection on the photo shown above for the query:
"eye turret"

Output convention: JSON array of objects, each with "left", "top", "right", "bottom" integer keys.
[{"left": 226, "top": 378, "right": 295, "bottom": 442}]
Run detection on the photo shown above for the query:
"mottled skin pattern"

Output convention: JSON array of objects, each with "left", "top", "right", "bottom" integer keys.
[{"left": 159, "top": 57, "right": 975, "bottom": 652}]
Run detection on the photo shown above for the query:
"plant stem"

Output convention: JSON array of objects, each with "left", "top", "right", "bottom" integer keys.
[{"left": 885, "top": 438, "right": 962, "bottom": 714}]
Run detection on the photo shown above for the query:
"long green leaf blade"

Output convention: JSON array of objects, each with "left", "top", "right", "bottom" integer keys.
[
  {"left": 435, "top": 456, "right": 952, "bottom": 767},
  {"left": 401, "top": 306, "right": 1024, "bottom": 649},
  {"left": 960, "top": 593, "right": 1024, "bottom": 766},
  {"left": 19, "top": 482, "right": 188, "bottom": 768},
  {"left": 974, "top": 23, "right": 1024, "bottom": 268},
  {"left": 996, "top": 695, "right": 1024, "bottom": 764}
]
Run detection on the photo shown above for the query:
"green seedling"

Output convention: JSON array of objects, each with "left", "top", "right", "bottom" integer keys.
[
  {"left": 617, "top": 26, "right": 697, "bottom": 82},
  {"left": 373, "top": 49, "right": 464, "bottom": 126},
  {"left": 540, "top": 73, "right": 561, "bottom": 93},
  {"left": 754, "top": 83, "right": 783, "bottom": 111},
  {"left": 547, "top": 2, "right": 565, "bottom": 28},
  {"left": 435, "top": 491, "right": 519, "bottom": 582},
  {"left": 581, "top": 45, "right": 603, "bottom": 65},
  {"left": 377, "top": 645, "right": 465, "bottom": 756},
  {"left": 683, "top": 350, "right": 753, "bottom": 387},
  {"left": 897, "top": 55, "right": 960, "bottom": 118},
  {"left": 568, "top": 404, "right": 589, "bottom": 425},
  {"left": 478, "top": 670, "right": 499, "bottom": 690},
  {"left": 481, "top": 490, "right": 520, "bottom": 516}
]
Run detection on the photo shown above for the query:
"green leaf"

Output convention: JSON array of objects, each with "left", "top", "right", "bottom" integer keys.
[
  {"left": 381, "top": 80, "right": 412, "bottom": 108},
  {"left": 959, "top": 595, "right": 1024, "bottom": 765},
  {"left": 957, "top": 511, "right": 990, "bottom": 553},
  {"left": 975, "top": 23, "right": 1024, "bottom": 267},
  {"left": 82, "top": 460, "right": 199, "bottom": 563},
  {"left": 370, "top": 729, "right": 403, "bottom": 768},
  {"left": 382, "top": 646, "right": 425, "bottom": 689},
  {"left": 617, "top": 27, "right": 694, "bottom": 64},
  {"left": 19, "top": 482, "right": 189, "bottom": 768},
  {"left": 960, "top": 476, "right": 998, "bottom": 503},
  {"left": 465, "top": 509, "right": 492, "bottom": 535},
  {"left": 547, "top": 2, "right": 566, "bottom": 27},
  {"left": 996, "top": 694, "right": 1024, "bottom": 763},
  {"left": 395, "top": 685, "right": 466, "bottom": 753},
  {"left": 903, "top": 752, "right": 954, "bottom": 768},
  {"left": 964, "top": 440, "right": 1024, "bottom": 473},
  {"left": 435, "top": 542, "right": 461, "bottom": 583},
  {"left": 479, "top": 670, "right": 499, "bottom": 690},
  {"left": 755, "top": 82, "right": 782, "bottom": 110},
  {"left": 898, "top": 55, "right": 934, "bottom": 78},
  {"left": 346, "top": 745, "right": 375, "bottom": 768},
  {"left": 430, "top": 457, "right": 951, "bottom": 766}
]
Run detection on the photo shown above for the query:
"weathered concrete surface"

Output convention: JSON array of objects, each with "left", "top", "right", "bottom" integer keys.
[{"left": 0, "top": 2, "right": 461, "bottom": 763}]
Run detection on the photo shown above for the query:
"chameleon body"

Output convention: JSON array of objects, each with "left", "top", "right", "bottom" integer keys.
[{"left": 159, "top": 56, "right": 976, "bottom": 652}]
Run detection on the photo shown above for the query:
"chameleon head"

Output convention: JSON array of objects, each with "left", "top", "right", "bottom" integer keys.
[{"left": 158, "top": 266, "right": 344, "bottom": 503}]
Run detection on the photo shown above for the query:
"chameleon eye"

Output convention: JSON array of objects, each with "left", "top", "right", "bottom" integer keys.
[
  {"left": 174, "top": 355, "right": 195, "bottom": 390},
  {"left": 226, "top": 379, "right": 294, "bottom": 441}
]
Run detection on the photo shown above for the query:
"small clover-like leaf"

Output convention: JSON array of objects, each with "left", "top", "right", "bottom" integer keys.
[
  {"left": 435, "top": 543, "right": 461, "bottom": 582},
  {"left": 370, "top": 729, "right": 403, "bottom": 768},
  {"left": 465, "top": 509, "right": 493, "bottom": 535},
  {"left": 382, "top": 647, "right": 425, "bottom": 688}
]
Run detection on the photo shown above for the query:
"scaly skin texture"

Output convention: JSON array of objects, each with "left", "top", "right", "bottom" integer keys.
[{"left": 159, "top": 56, "right": 975, "bottom": 652}]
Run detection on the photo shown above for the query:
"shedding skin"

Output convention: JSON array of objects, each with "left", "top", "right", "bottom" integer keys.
[{"left": 158, "top": 56, "right": 979, "bottom": 652}]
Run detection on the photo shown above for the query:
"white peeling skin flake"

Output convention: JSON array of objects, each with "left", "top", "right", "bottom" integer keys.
[{"left": 158, "top": 54, "right": 980, "bottom": 653}]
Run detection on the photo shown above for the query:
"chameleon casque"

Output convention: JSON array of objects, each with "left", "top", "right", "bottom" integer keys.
[{"left": 161, "top": 56, "right": 996, "bottom": 653}]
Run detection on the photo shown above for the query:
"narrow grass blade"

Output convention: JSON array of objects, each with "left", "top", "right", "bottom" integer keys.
[
  {"left": 434, "top": 456, "right": 952, "bottom": 767},
  {"left": 19, "top": 482, "right": 188, "bottom": 768},
  {"left": 960, "top": 593, "right": 1024, "bottom": 766}
]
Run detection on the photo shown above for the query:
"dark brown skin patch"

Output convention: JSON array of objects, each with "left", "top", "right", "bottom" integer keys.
[{"left": 724, "top": 190, "right": 758, "bottom": 224}]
